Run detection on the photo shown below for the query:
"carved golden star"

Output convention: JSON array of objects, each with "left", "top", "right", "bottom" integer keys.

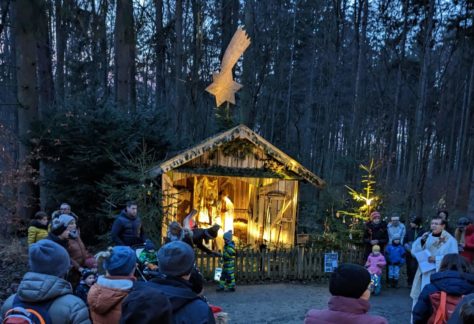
[
  {"left": 205, "top": 71, "right": 242, "bottom": 107},
  {"left": 205, "top": 27, "right": 250, "bottom": 107}
]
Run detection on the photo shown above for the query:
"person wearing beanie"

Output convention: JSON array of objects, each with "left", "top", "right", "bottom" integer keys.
[
  {"left": 365, "top": 244, "right": 386, "bottom": 295},
  {"left": 138, "top": 239, "right": 158, "bottom": 271},
  {"left": 64, "top": 217, "right": 96, "bottom": 288},
  {"left": 304, "top": 263, "right": 388, "bottom": 324},
  {"left": 28, "top": 211, "right": 49, "bottom": 246},
  {"left": 455, "top": 217, "right": 474, "bottom": 263},
  {"left": 188, "top": 224, "right": 222, "bottom": 257},
  {"left": 217, "top": 230, "right": 236, "bottom": 292},
  {"left": 120, "top": 282, "right": 172, "bottom": 324},
  {"left": 87, "top": 246, "right": 137, "bottom": 324},
  {"left": 404, "top": 213, "right": 424, "bottom": 287},
  {"left": 47, "top": 214, "right": 75, "bottom": 248},
  {"left": 385, "top": 234, "right": 406, "bottom": 288},
  {"left": 0, "top": 240, "right": 91, "bottom": 324},
  {"left": 75, "top": 270, "right": 97, "bottom": 306},
  {"left": 387, "top": 213, "right": 406, "bottom": 244},
  {"left": 150, "top": 241, "right": 216, "bottom": 323},
  {"left": 363, "top": 211, "right": 388, "bottom": 260}
]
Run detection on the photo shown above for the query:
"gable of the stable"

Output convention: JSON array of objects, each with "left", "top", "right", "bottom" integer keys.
[
  {"left": 175, "top": 139, "right": 304, "bottom": 180},
  {"left": 151, "top": 124, "right": 325, "bottom": 187}
]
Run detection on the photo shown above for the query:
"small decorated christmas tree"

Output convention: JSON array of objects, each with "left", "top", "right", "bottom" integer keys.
[{"left": 337, "top": 159, "right": 381, "bottom": 223}]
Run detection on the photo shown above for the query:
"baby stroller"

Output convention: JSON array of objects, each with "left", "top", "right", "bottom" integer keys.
[{"left": 133, "top": 242, "right": 160, "bottom": 281}]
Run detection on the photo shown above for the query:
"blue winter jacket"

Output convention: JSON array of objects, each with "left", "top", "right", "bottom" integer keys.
[
  {"left": 148, "top": 275, "right": 216, "bottom": 324},
  {"left": 385, "top": 243, "right": 406, "bottom": 265},
  {"left": 111, "top": 210, "right": 145, "bottom": 246},
  {"left": 412, "top": 270, "right": 474, "bottom": 324}
]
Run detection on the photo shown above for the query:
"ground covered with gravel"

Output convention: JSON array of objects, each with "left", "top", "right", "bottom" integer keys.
[{"left": 205, "top": 283, "right": 412, "bottom": 323}]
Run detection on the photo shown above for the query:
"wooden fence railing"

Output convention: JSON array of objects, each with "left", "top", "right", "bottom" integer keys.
[{"left": 195, "top": 246, "right": 365, "bottom": 283}]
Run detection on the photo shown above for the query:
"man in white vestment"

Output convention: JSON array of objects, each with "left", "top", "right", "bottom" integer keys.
[{"left": 410, "top": 215, "right": 458, "bottom": 310}]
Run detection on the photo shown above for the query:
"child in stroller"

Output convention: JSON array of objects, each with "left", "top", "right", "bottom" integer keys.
[{"left": 135, "top": 239, "right": 159, "bottom": 280}]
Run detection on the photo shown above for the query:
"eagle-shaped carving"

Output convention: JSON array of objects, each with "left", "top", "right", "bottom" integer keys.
[{"left": 206, "top": 27, "right": 251, "bottom": 107}]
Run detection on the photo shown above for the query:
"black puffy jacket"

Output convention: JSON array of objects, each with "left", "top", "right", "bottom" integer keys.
[{"left": 111, "top": 210, "right": 145, "bottom": 246}]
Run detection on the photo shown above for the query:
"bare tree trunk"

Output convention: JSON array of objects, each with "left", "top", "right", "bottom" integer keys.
[
  {"left": 284, "top": 3, "right": 297, "bottom": 148},
  {"left": 454, "top": 57, "right": 474, "bottom": 207},
  {"left": 37, "top": 0, "right": 54, "bottom": 116},
  {"left": 386, "top": 0, "right": 408, "bottom": 184},
  {"left": 469, "top": 166, "right": 474, "bottom": 219},
  {"left": 114, "top": 0, "right": 136, "bottom": 112},
  {"left": 14, "top": 0, "right": 40, "bottom": 220},
  {"left": 54, "top": 0, "right": 68, "bottom": 108},
  {"left": 154, "top": 0, "right": 165, "bottom": 111},
  {"left": 174, "top": 0, "right": 184, "bottom": 138},
  {"left": 36, "top": 0, "right": 54, "bottom": 210},
  {"left": 407, "top": 0, "right": 435, "bottom": 211}
]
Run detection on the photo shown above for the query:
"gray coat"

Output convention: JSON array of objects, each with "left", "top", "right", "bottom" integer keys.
[{"left": 1, "top": 272, "right": 91, "bottom": 324}]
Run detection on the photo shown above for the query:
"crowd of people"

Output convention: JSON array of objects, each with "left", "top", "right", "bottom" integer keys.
[
  {"left": 1, "top": 202, "right": 232, "bottom": 324},
  {"left": 4, "top": 200, "right": 474, "bottom": 323},
  {"left": 305, "top": 209, "right": 474, "bottom": 323}
]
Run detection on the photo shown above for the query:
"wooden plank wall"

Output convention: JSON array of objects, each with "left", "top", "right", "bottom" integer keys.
[{"left": 195, "top": 247, "right": 365, "bottom": 283}]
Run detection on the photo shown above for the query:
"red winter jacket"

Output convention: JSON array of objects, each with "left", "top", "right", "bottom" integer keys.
[
  {"left": 462, "top": 224, "right": 474, "bottom": 263},
  {"left": 305, "top": 296, "right": 388, "bottom": 324}
]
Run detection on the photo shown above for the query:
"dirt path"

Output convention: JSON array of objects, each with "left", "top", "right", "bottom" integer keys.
[{"left": 205, "top": 283, "right": 412, "bottom": 323}]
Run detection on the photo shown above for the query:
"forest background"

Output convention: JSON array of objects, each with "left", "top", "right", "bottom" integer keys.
[{"left": 0, "top": 0, "right": 474, "bottom": 247}]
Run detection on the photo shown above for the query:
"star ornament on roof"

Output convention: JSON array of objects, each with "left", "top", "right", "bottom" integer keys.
[{"left": 206, "top": 27, "right": 251, "bottom": 107}]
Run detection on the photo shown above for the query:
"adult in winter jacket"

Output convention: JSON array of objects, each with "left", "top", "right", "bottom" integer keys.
[
  {"left": 387, "top": 213, "right": 406, "bottom": 244},
  {"left": 412, "top": 253, "right": 474, "bottom": 324},
  {"left": 27, "top": 211, "right": 49, "bottom": 245},
  {"left": 153, "top": 241, "right": 216, "bottom": 324},
  {"left": 47, "top": 214, "right": 76, "bottom": 249},
  {"left": 363, "top": 211, "right": 389, "bottom": 259},
  {"left": 304, "top": 263, "right": 388, "bottom": 324},
  {"left": 111, "top": 201, "right": 145, "bottom": 246},
  {"left": 1, "top": 240, "right": 90, "bottom": 324},
  {"left": 88, "top": 246, "right": 137, "bottom": 324},
  {"left": 120, "top": 282, "right": 172, "bottom": 324},
  {"left": 455, "top": 217, "right": 474, "bottom": 263},
  {"left": 51, "top": 202, "right": 79, "bottom": 221}
]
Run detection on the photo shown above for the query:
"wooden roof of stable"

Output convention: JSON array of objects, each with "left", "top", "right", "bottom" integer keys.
[{"left": 149, "top": 124, "right": 325, "bottom": 188}]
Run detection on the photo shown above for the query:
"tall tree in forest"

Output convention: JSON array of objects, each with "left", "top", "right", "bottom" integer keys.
[
  {"left": 154, "top": 0, "right": 165, "bottom": 111},
  {"left": 13, "top": 0, "right": 40, "bottom": 219},
  {"left": 114, "top": 0, "right": 136, "bottom": 112}
]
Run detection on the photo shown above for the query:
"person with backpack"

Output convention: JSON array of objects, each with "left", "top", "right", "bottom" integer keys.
[
  {"left": 0, "top": 239, "right": 90, "bottom": 324},
  {"left": 412, "top": 253, "right": 474, "bottom": 324},
  {"left": 87, "top": 246, "right": 137, "bottom": 324},
  {"left": 152, "top": 241, "right": 216, "bottom": 323}
]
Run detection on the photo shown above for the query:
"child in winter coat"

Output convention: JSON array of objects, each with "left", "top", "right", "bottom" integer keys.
[
  {"left": 384, "top": 235, "right": 405, "bottom": 288},
  {"left": 217, "top": 230, "right": 236, "bottom": 292},
  {"left": 27, "top": 211, "right": 49, "bottom": 245},
  {"left": 365, "top": 245, "right": 386, "bottom": 295},
  {"left": 138, "top": 239, "right": 158, "bottom": 271},
  {"left": 75, "top": 269, "right": 97, "bottom": 305}
]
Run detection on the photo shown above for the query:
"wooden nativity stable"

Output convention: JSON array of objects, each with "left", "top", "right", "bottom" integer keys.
[{"left": 149, "top": 125, "right": 325, "bottom": 250}]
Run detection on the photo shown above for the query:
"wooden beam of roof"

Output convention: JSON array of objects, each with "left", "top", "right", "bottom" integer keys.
[{"left": 149, "top": 124, "right": 325, "bottom": 188}]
